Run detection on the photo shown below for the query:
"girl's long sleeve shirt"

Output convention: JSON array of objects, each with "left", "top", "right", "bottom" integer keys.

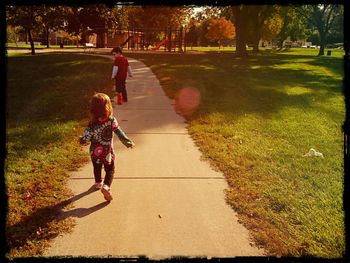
[{"left": 80, "top": 115, "right": 133, "bottom": 165}]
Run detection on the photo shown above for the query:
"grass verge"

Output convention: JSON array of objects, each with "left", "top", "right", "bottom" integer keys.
[
  {"left": 127, "top": 49, "right": 345, "bottom": 257},
  {"left": 6, "top": 43, "right": 82, "bottom": 49},
  {"left": 6, "top": 53, "right": 113, "bottom": 258}
]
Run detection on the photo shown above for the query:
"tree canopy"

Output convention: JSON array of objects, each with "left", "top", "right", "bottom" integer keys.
[
  {"left": 7, "top": 6, "right": 43, "bottom": 55},
  {"left": 6, "top": 4, "right": 344, "bottom": 57},
  {"left": 301, "top": 4, "right": 343, "bottom": 55},
  {"left": 206, "top": 17, "right": 235, "bottom": 47}
]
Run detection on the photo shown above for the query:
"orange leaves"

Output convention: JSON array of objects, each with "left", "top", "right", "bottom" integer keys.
[{"left": 206, "top": 17, "right": 236, "bottom": 44}]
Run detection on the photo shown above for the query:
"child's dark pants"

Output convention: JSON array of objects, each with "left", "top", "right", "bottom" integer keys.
[
  {"left": 115, "top": 79, "right": 128, "bottom": 102},
  {"left": 93, "top": 161, "right": 115, "bottom": 187}
]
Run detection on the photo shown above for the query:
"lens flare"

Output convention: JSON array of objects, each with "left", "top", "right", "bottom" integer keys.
[{"left": 174, "top": 87, "right": 201, "bottom": 117}]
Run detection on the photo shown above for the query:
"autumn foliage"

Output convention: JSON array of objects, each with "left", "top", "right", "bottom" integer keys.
[
  {"left": 206, "top": 17, "right": 235, "bottom": 47},
  {"left": 261, "top": 13, "right": 283, "bottom": 41}
]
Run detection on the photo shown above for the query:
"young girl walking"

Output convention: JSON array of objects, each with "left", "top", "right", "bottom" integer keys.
[{"left": 80, "top": 92, "right": 135, "bottom": 201}]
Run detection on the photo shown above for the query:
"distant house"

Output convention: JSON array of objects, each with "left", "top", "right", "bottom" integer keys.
[
  {"left": 282, "top": 37, "right": 308, "bottom": 48},
  {"left": 259, "top": 36, "right": 308, "bottom": 48}
]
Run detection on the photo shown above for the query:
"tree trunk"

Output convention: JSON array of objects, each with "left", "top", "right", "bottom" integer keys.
[
  {"left": 318, "top": 43, "right": 325, "bottom": 56},
  {"left": 46, "top": 28, "right": 50, "bottom": 48},
  {"left": 96, "top": 31, "right": 106, "bottom": 48},
  {"left": 232, "top": 6, "right": 248, "bottom": 57},
  {"left": 278, "top": 38, "right": 285, "bottom": 50},
  {"left": 252, "top": 36, "right": 259, "bottom": 53},
  {"left": 80, "top": 31, "right": 86, "bottom": 46},
  {"left": 236, "top": 35, "right": 248, "bottom": 56},
  {"left": 96, "top": 32, "right": 102, "bottom": 48},
  {"left": 27, "top": 29, "right": 35, "bottom": 55},
  {"left": 318, "top": 34, "right": 325, "bottom": 55},
  {"left": 236, "top": 26, "right": 248, "bottom": 56},
  {"left": 252, "top": 24, "right": 260, "bottom": 53}
]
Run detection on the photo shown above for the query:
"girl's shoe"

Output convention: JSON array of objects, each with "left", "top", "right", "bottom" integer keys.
[
  {"left": 101, "top": 185, "right": 113, "bottom": 201},
  {"left": 94, "top": 182, "right": 103, "bottom": 189}
]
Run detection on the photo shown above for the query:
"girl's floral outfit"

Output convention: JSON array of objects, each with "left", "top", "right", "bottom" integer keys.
[{"left": 80, "top": 115, "right": 133, "bottom": 187}]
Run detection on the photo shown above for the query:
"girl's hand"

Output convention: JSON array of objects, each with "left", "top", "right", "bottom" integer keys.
[{"left": 126, "top": 141, "right": 135, "bottom": 148}]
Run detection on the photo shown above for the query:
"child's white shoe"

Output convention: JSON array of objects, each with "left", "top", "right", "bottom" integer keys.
[{"left": 101, "top": 185, "right": 113, "bottom": 201}]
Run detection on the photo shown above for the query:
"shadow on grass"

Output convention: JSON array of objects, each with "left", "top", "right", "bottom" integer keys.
[
  {"left": 6, "top": 53, "right": 115, "bottom": 257},
  {"left": 149, "top": 52, "right": 344, "bottom": 122},
  {"left": 6, "top": 53, "right": 111, "bottom": 124},
  {"left": 6, "top": 185, "right": 109, "bottom": 253}
]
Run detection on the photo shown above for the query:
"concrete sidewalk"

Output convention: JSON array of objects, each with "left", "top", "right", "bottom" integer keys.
[{"left": 44, "top": 57, "right": 264, "bottom": 259}]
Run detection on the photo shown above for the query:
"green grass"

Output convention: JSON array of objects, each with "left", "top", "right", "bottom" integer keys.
[
  {"left": 5, "top": 48, "right": 345, "bottom": 258},
  {"left": 5, "top": 53, "right": 113, "bottom": 258},
  {"left": 272, "top": 47, "right": 345, "bottom": 58},
  {"left": 6, "top": 42, "right": 81, "bottom": 49},
  {"left": 127, "top": 50, "right": 345, "bottom": 257},
  {"left": 186, "top": 46, "right": 345, "bottom": 58}
]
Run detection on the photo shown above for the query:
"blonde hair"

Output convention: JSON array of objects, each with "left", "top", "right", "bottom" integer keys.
[{"left": 90, "top": 93, "right": 112, "bottom": 121}]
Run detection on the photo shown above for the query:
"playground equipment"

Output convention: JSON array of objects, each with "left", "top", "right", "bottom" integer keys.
[
  {"left": 151, "top": 39, "right": 176, "bottom": 51},
  {"left": 151, "top": 39, "right": 166, "bottom": 50},
  {"left": 106, "top": 27, "right": 186, "bottom": 52},
  {"left": 121, "top": 36, "right": 133, "bottom": 47}
]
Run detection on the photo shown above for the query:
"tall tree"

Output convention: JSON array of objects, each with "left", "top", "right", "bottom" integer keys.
[
  {"left": 126, "top": 6, "right": 191, "bottom": 29},
  {"left": 224, "top": 5, "right": 274, "bottom": 56},
  {"left": 6, "top": 5, "right": 42, "bottom": 55},
  {"left": 276, "top": 5, "right": 309, "bottom": 49},
  {"left": 260, "top": 11, "right": 283, "bottom": 44},
  {"left": 230, "top": 5, "right": 249, "bottom": 57},
  {"left": 6, "top": 25, "right": 25, "bottom": 43},
  {"left": 301, "top": 4, "right": 343, "bottom": 55},
  {"left": 206, "top": 17, "right": 235, "bottom": 48},
  {"left": 37, "top": 5, "right": 68, "bottom": 48},
  {"left": 247, "top": 5, "right": 277, "bottom": 53},
  {"left": 78, "top": 4, "right": 110, "bottom": 48},
  {"left": 64, "top": 6, "right": 81, "bottom": 39},
  {"left": 65, "top": 4, "right": 121, "bottom": 48},
  {"left": 194, "top": 6, "right": 223, "bottom": 46},
  {"left": 325, "top": 6, "right": 344, "bottom": 46},
  {"left": 109, "top": 5, "right": 131, "bottom": 30},
  {"left": 185, "top": 18, "right": 201, "bottom": 48},
  {"left": 123, "top": 6, "right": 191, "bottom": 48},
  {"left": 195, "top": 6, "right": 222, "bottom": 21}
]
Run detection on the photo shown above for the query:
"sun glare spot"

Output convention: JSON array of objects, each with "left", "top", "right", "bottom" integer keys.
[{"left": 174, "top": 87, "right": 201, "bottom": 117}]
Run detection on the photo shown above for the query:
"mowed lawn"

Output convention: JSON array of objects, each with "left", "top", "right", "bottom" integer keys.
[
  {"left": 5, "top": 49, "right": 345, "bottom": 258},
  {"left": 127, "top": 49, "right": 345, "bottom": 257},
  {"left": 5, "top": 53, "right": 113, "bottom": 257}
]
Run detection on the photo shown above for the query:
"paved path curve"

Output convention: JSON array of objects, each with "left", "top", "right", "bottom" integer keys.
[{"left": 44, "top": 54, "right": 264, "bottom": 259}]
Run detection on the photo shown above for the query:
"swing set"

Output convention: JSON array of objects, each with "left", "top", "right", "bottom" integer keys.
[{"left": 107, "top": 27, "right": 186, "bottom": 53}]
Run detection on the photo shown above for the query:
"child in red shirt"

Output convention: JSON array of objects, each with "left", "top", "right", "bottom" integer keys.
[
  {"left": 80, "top": 93, "right": 135, "bottom": 201},
  {"left": 111, "top": 46, "right": 133, "bottom": 105}
]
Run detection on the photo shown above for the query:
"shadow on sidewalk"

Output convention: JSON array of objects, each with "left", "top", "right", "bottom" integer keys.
[
  {"left": 57, "top": 185, "right": 110, "bottom": 219},
  {"left": 58, "top": 187, "right": 110, "bottom": 220},
  {"left": 6, "top": 186, "right": 109, "bottom": 253}
]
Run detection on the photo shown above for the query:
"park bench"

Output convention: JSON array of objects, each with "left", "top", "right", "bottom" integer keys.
[{"left": 84, "top": 43, "right": 95, "bottom": 52}]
